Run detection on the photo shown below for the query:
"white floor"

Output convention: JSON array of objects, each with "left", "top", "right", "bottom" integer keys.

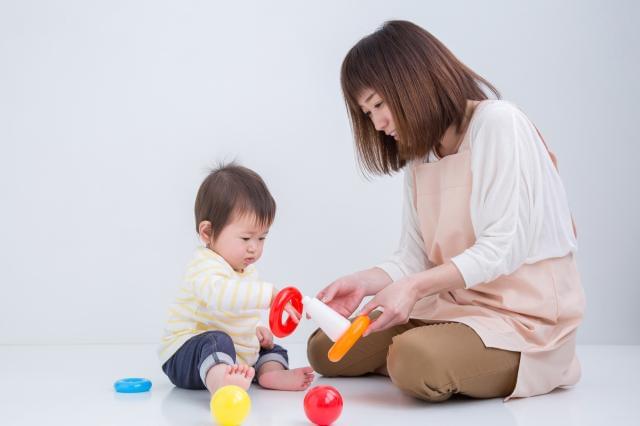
[{"left": 0, "top": 344, "right": 638, "bottom": 426}]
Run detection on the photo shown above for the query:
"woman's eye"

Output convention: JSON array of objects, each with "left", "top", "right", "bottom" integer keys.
[{"left": 374, "top": 101, "right": 383, "bottom": 108}]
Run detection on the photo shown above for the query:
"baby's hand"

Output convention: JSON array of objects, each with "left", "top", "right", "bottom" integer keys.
[
  {"left": 271, "top": 287, "right": 302, "bottom": 324},
  {"left": 284, "top": 303, "right": 302, "bottom": 324},
  {"left": 256, "top": 325, "right": 275, "bottom": 349}
]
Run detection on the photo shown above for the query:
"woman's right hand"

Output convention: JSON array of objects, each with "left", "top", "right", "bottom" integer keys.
[{"left": 316, "top": 274, "right": 368, "bottom": 318}]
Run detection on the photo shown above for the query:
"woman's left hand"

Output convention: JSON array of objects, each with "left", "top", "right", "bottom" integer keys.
[
  {"left": 359, "top": 276, "right": 419, "bottom": 336},
  {"left": 256, "top": 325, "right": 275, "bottom": 349}
]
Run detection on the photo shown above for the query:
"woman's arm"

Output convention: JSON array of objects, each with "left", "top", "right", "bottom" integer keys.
[
  {"left": 451, "top": 101, "right": 576, "bottom": 287},
  {"left": 359, "top": 262, "right": 464, "bottom": 335},
  {"left": 410, "top": 262, "right": 466, "bottom": 298}
]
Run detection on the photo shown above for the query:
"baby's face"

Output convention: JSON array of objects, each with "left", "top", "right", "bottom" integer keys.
[{"left": 210, "top": 214, "right": 269, "bottom": 272}]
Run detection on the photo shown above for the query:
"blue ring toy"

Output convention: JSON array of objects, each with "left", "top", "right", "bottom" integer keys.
[{"left": 114, "top": 378, "right": 152, "bottom": 393}]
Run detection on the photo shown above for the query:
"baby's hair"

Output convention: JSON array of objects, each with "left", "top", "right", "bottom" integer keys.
[{"left": 194, "top": 162, "right": 276, "bottom": 239}]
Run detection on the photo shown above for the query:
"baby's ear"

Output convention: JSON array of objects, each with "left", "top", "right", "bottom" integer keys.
[{"left": 198, "top": 221, "right": 214, "bottom": 245}]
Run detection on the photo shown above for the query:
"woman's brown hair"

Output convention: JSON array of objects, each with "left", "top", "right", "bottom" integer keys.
[
  {"left": 194, "top": 162, "right": 276, "bottom": 238},
  {"left": 341, "top": 20, "right": 500, "bottom": 175}
]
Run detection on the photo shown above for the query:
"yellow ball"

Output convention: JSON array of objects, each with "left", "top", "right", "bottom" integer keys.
[{"left": 210, "top": 385, "right": 251, "bottom": 425}]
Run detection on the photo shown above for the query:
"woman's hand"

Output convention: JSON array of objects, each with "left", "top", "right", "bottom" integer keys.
[
  {"left": 358, "top": 263, "right": 465, "bottom": 335},
  {"left": 316, "top": 274, "right": 368, "bottom": 318},
  {"left": 359, "top": 276, "right": 420, "bottom": 336},
  {"left": 256, "top": 325, "right": 275, "bottom": 349},
  {"left": 317, "top": 268, "right": 394, "bottom": 318}
]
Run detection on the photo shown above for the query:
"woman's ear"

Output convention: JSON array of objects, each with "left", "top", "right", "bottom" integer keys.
[{"left": 198, "top": 221, "right": 214, "bottom": 246}]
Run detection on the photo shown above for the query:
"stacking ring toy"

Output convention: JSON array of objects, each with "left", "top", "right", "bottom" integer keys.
[
  {"left": 328, "top": 315, "right": 370, "bottom": 363},
  {"left": 269, "top": 286, "right": 303, "bottom": 338},
  {"left": 269, "top": 287, "right": 370, "bottom": 363},
  {"left": 114, "top": 378, "right": 152, "bottom": 393}
]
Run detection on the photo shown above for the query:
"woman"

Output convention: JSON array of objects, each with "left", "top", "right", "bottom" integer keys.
[{"left": 307, "top": 20, "right": 585, "bottom": 401}]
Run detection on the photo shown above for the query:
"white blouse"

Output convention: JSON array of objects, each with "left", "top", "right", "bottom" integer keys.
[{"left": 377, "top": 100, "right": 577, "bottom": 288}]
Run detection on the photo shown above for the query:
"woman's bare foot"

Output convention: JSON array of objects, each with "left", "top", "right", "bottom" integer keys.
[
  {"left": 257, "top": 366, "right": 315, "bottom": 391},
  {"left": 206, "top": 364, "right": 255, "bottom": 394}
]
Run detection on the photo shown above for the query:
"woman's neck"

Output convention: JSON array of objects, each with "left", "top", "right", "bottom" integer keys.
[{"left": 436, "top": 100, "right": 480, "bottom": 157}]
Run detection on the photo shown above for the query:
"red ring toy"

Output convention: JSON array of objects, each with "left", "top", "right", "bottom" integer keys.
[{"left": 269, "top": 287, "right": 303, "bottom": 338}]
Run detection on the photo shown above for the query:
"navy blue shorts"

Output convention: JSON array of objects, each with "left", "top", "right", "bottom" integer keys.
[{"left": 162, "top": 331, "right": 289, "bottom": 390}]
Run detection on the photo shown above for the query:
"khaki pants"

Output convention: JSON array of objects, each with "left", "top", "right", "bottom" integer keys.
[{"left": 307, "top": 312, "right": 520, "bottom": 402}]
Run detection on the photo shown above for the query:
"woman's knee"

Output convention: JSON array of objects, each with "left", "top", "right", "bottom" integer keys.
[{"left": 387, "top": 331, "right": 454, "bottom": 402}]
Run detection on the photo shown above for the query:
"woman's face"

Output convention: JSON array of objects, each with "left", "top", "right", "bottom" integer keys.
[{"left": 357, "top": 89, "right": 398, "bottom": 140}]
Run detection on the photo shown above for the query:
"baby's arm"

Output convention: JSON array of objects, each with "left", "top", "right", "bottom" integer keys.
[{"left": 190, "top": 273, "right": 274, "bottom": 312}]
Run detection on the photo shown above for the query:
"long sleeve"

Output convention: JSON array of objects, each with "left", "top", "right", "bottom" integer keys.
[
  {"left": 376, "top": 166, "right": 433, "bottom": 281},
  {"left": 451, "top": 102, "right": 577, "bottom": 287},
  {"left": 188, "top": 270, "right": 274, "bottom": 312}
]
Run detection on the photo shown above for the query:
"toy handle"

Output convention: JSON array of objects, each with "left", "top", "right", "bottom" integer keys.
[{"left": 269, "top": 286, "right": 303, "bottom": 338}]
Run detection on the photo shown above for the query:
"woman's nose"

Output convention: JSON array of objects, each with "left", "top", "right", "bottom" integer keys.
[{"left": 371, "top": 112, "right": 388, "bottom": 132}]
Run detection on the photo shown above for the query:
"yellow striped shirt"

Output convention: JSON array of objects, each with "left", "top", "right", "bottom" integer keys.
[{"left": 159, "top": 247, "right": 274, "bottom": 366}]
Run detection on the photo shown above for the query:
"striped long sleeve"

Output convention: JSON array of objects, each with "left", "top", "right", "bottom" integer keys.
[{"left": 187, "top": 257, "right": 273, "bottom": 312}]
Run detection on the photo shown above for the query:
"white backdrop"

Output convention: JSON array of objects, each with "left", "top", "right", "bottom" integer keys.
[{"left": 1, "top": 0, "right": 638, "bottom": 345}]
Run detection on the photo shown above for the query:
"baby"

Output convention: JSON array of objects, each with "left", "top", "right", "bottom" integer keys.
[{"left": 159, "top": 163, "right": 314, "bottom": 394}]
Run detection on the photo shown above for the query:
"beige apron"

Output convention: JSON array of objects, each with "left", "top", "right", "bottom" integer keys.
[{"left": 411, "top": 129, "right": 585, "bottom": 399}]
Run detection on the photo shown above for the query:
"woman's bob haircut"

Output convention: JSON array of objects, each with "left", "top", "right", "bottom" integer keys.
[{"left": 341, "top": 20, "right": 500, "bottom": 175}]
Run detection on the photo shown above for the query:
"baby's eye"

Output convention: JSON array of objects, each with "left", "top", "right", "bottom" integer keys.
[
  {"left": 259, "top": 237, "right": 266, "bottom": 241},
  {"left": 241, "top": 237, "right": 250, "bottom": 241}
]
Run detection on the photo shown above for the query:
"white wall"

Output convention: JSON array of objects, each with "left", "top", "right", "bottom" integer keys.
[{"left": 1, "top": 0, "right": 638, "bottom": 345}]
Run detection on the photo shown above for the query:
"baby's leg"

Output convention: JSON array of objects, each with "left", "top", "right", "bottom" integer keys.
[
  {"left": 206, "top": 363, "right": 255, "bottom": 395},
  {"left": 256, "top": 361, "right": 314, "bottom": 391},
  {"left": 191, "top": 330, "right": 254, "bottom": 395}
]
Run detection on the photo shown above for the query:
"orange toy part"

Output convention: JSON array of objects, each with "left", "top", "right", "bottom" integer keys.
[{"left": 327, "top": 315, "right": 370, "bottom": 363}]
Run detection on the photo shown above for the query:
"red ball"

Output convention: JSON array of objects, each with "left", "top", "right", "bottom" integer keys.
[{"left": 303, "top": 385, "right": 343, "bottom": 425}]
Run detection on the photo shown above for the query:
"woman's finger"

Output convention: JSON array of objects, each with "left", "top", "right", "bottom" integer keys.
[
  {"left": 363, "top": 310, "right": 394, "bottom": 336},
  {"left": 319, "top": 283, "right": 338, "bottom": 303},
  {"left": 359, "top": 297, "right": 379, "bottom": 317},
  {"left": 333, "top": 305, "right": 353, "bottom": 318}
]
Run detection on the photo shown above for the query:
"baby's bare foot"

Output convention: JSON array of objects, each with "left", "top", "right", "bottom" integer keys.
[
  {"left": 221, "top": 364, "right": 255, "bottom": 391},
  {"left": 258, "top": 366, "right": 315, "bottom": 391}
]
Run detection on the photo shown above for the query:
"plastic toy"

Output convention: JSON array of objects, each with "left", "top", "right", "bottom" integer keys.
[
  {"left": 270, "top": 286, "right": 304, "bottom": 338},
  {"left": 113, "top": 377, "right": 152, "bottom": 393},
  {"left": 269, "top": 287, "right": 370, "bottom": 362},
  {"left": 210, "top": 385, "right": 251, "bottom": 426},
  {"left": 303, "top": 385, "right": 343, "bottom": 425}
]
